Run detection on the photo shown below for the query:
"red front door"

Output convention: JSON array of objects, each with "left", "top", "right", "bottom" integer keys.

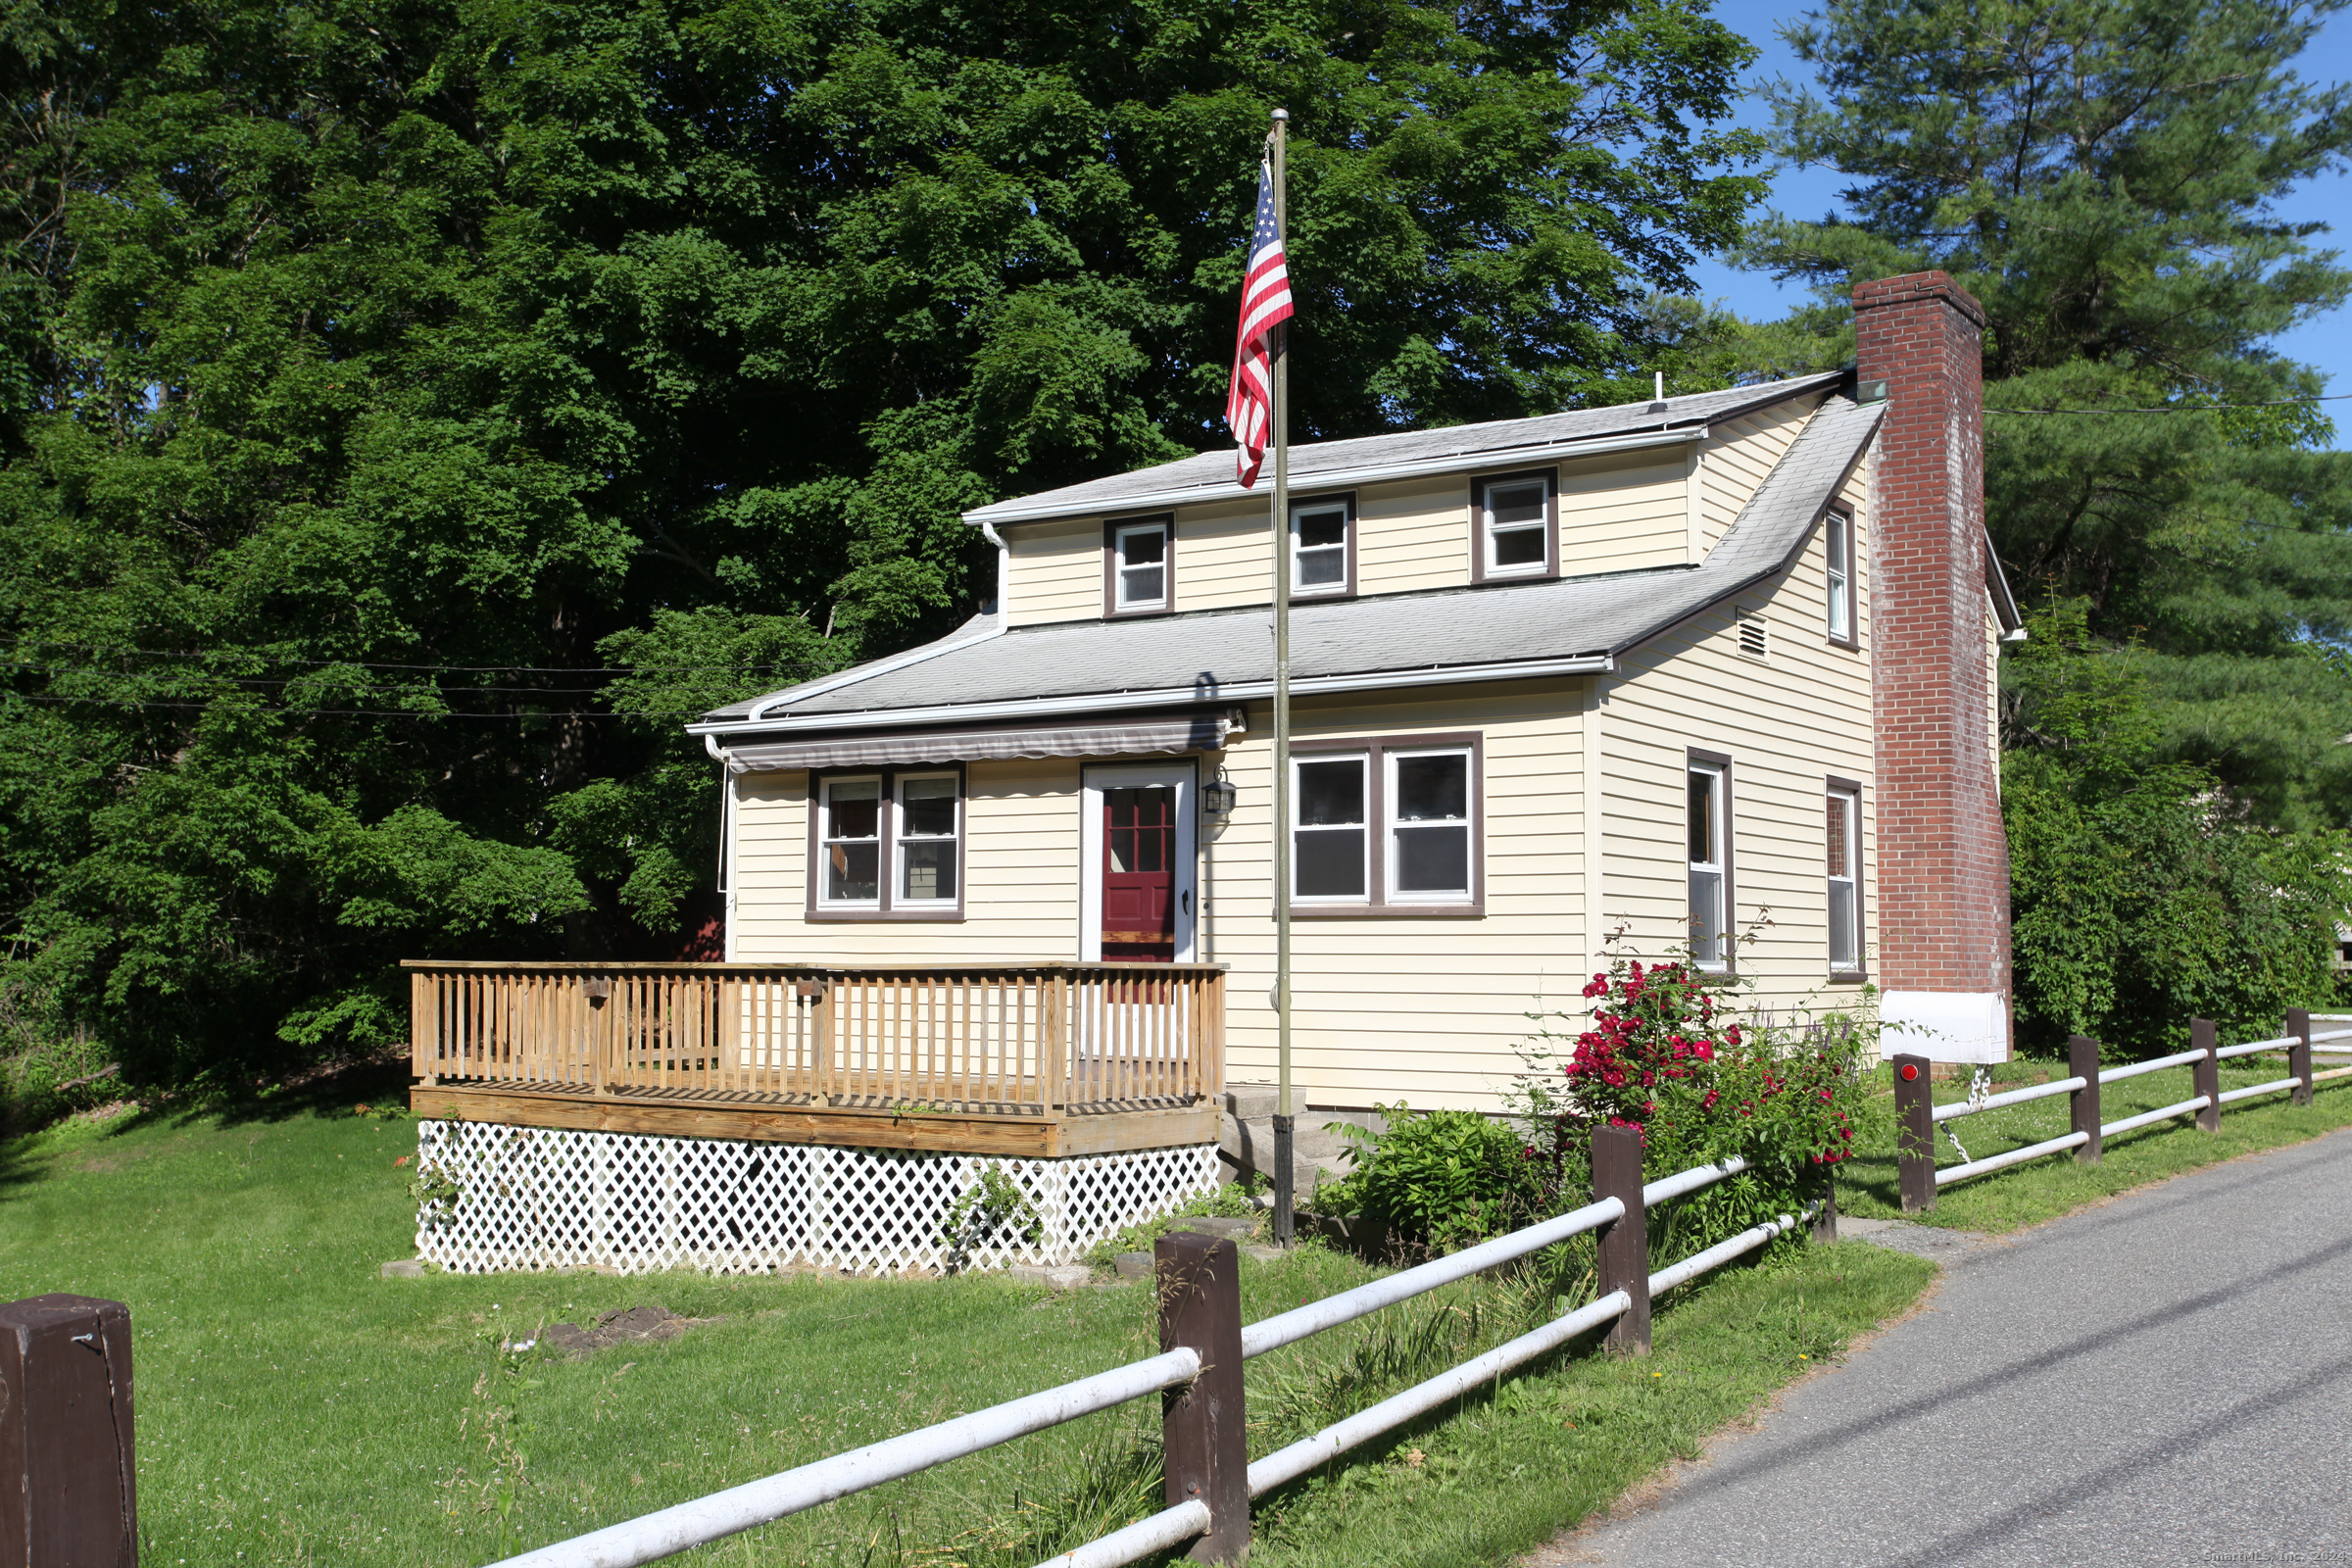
[{"left": 1102, "top": 785, "right": 1177, "bottom": 961}]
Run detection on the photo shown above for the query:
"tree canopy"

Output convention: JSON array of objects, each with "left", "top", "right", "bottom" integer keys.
[{"left": 0, "top": 0, "right": 1767, "bottom": 1080}]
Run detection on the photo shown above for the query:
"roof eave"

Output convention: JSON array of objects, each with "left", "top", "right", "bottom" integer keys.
[
  {"left": 690, "top": 654, "right": 1616, "bottom": 741},
  {"left": 963, "top": 426, "right": 1706, "bottom": 528}
]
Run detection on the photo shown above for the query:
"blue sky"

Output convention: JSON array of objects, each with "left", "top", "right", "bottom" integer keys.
[{"left": 1687, "top": 6, "right": 2352, "bottom": 439}]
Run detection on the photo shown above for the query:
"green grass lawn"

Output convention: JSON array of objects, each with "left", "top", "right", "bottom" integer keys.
[
  {"left": 7, "top": 1053, "right": 2346, "bottom": 1567},
  {"left": 0, "top": 1066, "right": 1938, "bottom": 1568},
  {"left": 1835, "top": 1053, "right": 2352, "bottom": 1232}
]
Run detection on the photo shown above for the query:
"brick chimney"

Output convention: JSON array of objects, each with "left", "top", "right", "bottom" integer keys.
[{"left": 1854, "top": 271, "right": 2012, "bottom": 1062}]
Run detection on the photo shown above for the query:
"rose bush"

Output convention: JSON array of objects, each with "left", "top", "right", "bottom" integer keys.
[{"left": 1512, "top": 952, "right": 1877, "bottom": 1257}]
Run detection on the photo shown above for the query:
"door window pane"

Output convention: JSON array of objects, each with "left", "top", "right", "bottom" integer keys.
[
  {"left": 1487, "top": 480, "right": 1548, "bottom": 572},
  {"left": 1293, "top": 504, "right": 1348, "bottom": 590},
  {"left": 1115, "top": 523, "right": 1167, "bottom": 610},
  {"left": 897, "top": 775, "right": 957, "bottom": 904},
  {"left": 822, "top": 778, "right": 881, "bottom": 904},
  {"left": 1391, "top": 751, "right": 1470, "bottom": 898},
  {"left": 1294, "top": 758, "right": 1366, "bottom": 899}
]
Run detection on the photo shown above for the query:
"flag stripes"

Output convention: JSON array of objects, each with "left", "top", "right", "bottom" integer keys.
[{"left": 1225, "top": 158, "right": 1294, "bottom": 488}]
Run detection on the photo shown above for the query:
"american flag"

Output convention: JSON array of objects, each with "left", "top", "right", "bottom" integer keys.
[{"left": 1225, "top": 159, "right": 1294, "bottom": 488}]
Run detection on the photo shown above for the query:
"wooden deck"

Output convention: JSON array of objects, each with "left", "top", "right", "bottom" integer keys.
[{"left": 406, "top": 960, "right": 1226, "bottom": 1156}]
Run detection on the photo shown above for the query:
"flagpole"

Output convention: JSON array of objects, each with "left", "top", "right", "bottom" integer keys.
[{"left": 1267, "top": 107, "right": 1296, "bottom": 1250}]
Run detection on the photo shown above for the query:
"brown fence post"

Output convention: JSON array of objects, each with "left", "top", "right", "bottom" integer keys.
[
  {"left": 1892, "top": 1054, "right": 1936, "bottom": 1213},
  {"left": 2068, "top": 1035, "right": 2103, "bottom": 1165},
  {"left": 2287, "top": 1006, "right": 2315, "bottom": 1107},
  {"left": 1591, "top": 1125, "right": 1650, "bottom": 1355},
  {"left": 0, "top": 1294, "right": 135, "bottom": 1568},
  {"left": 1157, "top": 1231, "right": 1248, "bottom": 1564},
  {"left": 2192, "top": 1018, "right": 2221, "bottom": 1133}
]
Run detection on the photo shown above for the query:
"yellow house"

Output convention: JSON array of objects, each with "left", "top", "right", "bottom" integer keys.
[
  {"left": 697, "top": 280, "right": 2023, "bottom": 1136},
  {"left": 409, "top": 272, "right": 2017, "bottom": 1272}
]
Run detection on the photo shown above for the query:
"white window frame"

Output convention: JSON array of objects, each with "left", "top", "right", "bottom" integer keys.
[
  {"left": 1687, "top": 756, "right": 1731, "bottom": 970},
  {"left": 1289, "top": 494, "right": 1354, "bottom": 597},
  {"left": 1385, "top": 745, "right": 1474, "bottom": 905},
  {"left": 1827, "top": 781, "right": 1863, "bottom": 978},
  {"left": 816, "top": 774, "right": 885, "bottom": 910},
  {"left": 893, "top": 771, "right": 961, "bottom": 907},
  {"left": 1826, "top": 508, "right": 1856, "bottom": 646},
  {"left": 1479, "top": 472, "right": 1554, "bottom": 580},
  {"left": 1111, "top": 518, "right": 1170, "bottom": 613},
  {"left": 1290, "top": 752, "right": 1370, "bottom": 906}
]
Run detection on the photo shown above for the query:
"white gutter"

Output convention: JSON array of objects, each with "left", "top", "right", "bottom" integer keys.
[
  {"left": 690, "top": 654, "right": 1614, "bottom": 740},
  {"left": 963, "top": 426, "right": 1707, "bottom": 529}
]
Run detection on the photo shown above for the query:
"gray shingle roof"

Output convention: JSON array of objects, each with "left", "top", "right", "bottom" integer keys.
[
  {"left": 698, "top": 394, "right": 1883, "bottom": 733},
  {"left": 965, "top": 372, "right": 1847, "bottom": 525}
]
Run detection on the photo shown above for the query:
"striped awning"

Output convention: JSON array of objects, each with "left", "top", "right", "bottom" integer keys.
[{"left": 722, "top": 710, "right": 1235, "bottom": 773}]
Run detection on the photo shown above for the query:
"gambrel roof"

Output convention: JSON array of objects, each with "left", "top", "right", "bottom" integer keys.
[{"left": 695, "top": 387, "right": 1885, "bottom": 739}]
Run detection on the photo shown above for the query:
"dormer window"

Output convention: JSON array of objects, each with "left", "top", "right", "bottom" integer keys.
[
  {"left": 1289, "top": 493, "right": 1355, "bottom": 597},
  {"left": 1471, "top": 469, "right": 1557, "bottom": 582},
  {"left": 1105, "top": 516, "right": 1172, "bottom": 616}
]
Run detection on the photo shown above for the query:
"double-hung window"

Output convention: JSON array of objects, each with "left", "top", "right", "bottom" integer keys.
[
  {"left": 820, "top": 778, "right": 883, "bottom": 905},
  {"left": 1473, "top": 470, "right": 1556, "bottom": 581},
  {"left": 1294, "top": 757, "right": 1368, "bottom": 901},
  {"left": 1290, "top": 736, "right": 1482, "bottom": 913},
  {"left": 1687, "top": 755, "right": 1731, "bottom": 968},
  {"left": 811, "top": 769, "right": 965, "bottom": 918},
  {"left": 896, "top": 773, "right": 959, "bottom": 906},
  {"left": 1826, "top": 507, "right": 1857, "bottom": 646},
  {"left": 1827, "top": 780, "right": 1862, "bottom": 977},
  {"left": 1290, "top": 493, "right": 1354, "bottom": 596},
  {"left": 1106, "top": 517, "right": 1171, "bottom": 615}
]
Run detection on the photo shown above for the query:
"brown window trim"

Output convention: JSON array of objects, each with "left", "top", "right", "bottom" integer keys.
[
  {"left": 1287, "top": 732, "right": 1484, "bottom": 917},
  {"left": 1827, "top": 773, "right": 1867, "bottom": 984},
  {"left": 1687, "top": 747, "right": 1735, "bottom": 973},
  {"left": 804, "top": 764, "right": 968, "bottom": 922},
  {"left": 1102, "top": 514, "right": 1175, "bottom": 619},
  {"left": 1825, "top": 503, "right": 1860, "bottom": 651},
  {"left": 1469, "top": 467, "right": 1560, "bottom": 585},
  {"left": 1287, "top": 489, "right": 1358, "bottom": 601}
]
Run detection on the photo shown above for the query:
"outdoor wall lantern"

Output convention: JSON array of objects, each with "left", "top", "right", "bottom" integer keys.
[{"left": 1201, "top": 770, "right": 1238, "bottom": 820}]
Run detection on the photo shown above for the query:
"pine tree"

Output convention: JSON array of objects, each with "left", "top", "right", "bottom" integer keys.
[{"left": 1741, "top": 0, "right": 2352, "bottom": 828}]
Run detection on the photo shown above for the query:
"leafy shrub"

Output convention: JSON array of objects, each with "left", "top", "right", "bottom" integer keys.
[
  {"left": 1313, "top": 1104, "right": 1541, "bottom": 1249},
  {"left": 0, "top": 1018, "right": 120, "bottom": 1134},
  {"left": 1509, "top": 951, "right": 1876, "bottom": 1251}
]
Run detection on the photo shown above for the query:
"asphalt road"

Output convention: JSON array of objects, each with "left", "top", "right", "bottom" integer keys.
[{"left": 1539, "top": 1126, "right": 2352, "bottom": 1568}]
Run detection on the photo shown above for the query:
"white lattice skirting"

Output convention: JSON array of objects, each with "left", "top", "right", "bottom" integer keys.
[{"left": 413, "top": 1121, "right": 1219, "bottom": 1276}]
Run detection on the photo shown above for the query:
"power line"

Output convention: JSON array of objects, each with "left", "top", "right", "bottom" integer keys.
[
  {"left": 1, "top": 694, "right": 626, "bottom": 720},
  {"left": 1986, "top": 393, "right": 2352, "bottom": 415},
  {"left": 0, "top": 641, "right": 834, "bottom": 676}
]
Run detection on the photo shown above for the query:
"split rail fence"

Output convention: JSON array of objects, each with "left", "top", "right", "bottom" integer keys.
[
  {"left": 484, "top": 1125, "right": 1818, "bottom": 1568},
  {"left": 1890, "top": 1006, "right": 2352, "bottom": 1212}
]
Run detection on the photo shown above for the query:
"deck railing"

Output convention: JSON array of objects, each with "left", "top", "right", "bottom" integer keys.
[{"left": 405, "top": 961, "right": 1225, "bottom": 1114}]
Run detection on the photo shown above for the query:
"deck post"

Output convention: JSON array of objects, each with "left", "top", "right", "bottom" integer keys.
[
  {"left": 2287, "top": 1006, "right": 2314, "bottom": 1107},
  {"left": 2191, "top": 1018, "right": 2221, "bottom": 1132},
  {"left": 2068, "top": 1034, "right": 2102, "bottom": 1165},
  {"left": 1892, "top": 1054, "right": 1936, "bottom": 1213},
  {"left": 1592, "top": 1125, "right": 1650, "bottom": 1355},
  {"left": 1044, "top": 968, "right": 1068, "bottom": 1110},
  {"left": 1157, "top": 1231, "right": 1249, "bottom": 1563}
]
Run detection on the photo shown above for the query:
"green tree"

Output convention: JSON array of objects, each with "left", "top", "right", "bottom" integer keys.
[
  {"left": 2003, "top": 601, "right": 2345, "bottom": 1054},
  {"left": 0, "top": 0, "right": 1769, "bottom": 1081},
  {"left": 1739, "top": 0, "right": 2352, "bottom": 829}
]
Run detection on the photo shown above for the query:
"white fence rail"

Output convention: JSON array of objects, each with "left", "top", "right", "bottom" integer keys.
[
  {"left": 1891, "top": 1005, "right": 2346, "bottom": 1211},
  {"left": 483, "top": 1132, "right": 1804, "bottom": 1568}
]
